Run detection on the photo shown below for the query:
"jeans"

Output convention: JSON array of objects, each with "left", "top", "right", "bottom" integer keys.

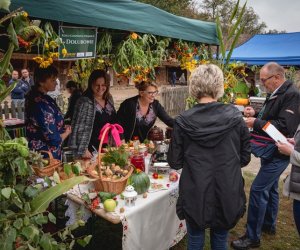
[
  {"left": 293, "top": 199, "right": 300, "bottom": 235},
  {"left": 246, "top": 157, "right": 290, "bottom": 241},
  {"left": 187, "top": 223, "right": 228, "bottom": 250}
]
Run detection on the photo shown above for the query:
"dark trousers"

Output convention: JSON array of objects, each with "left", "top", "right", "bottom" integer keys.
[
  {"left": 246, "top": 157, "right": 290, "bottom": 241},
  {"left": 187, "top": 223, "right": 228, "bottom": 250},
  {"left": 293, "top": 199, "right": 300, "bottom": 235}
]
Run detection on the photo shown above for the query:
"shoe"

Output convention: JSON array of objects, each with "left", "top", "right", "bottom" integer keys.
[
  {"left": 262, "top": 226, "right": 276, "bottom": 235},
  {"left": 231, "top": 234, "right": 261, "bottom": 250}
]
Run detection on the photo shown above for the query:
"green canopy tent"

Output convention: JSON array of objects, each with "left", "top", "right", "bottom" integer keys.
[{"left": 10, "top": 0, "right": 219, "bottom": 45}]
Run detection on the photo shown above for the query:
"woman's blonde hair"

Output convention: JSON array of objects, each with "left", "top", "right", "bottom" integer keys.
[
  {"left": 189, "top": 64, "right": 224, "bottom": 100},
  {"left": 135, "top": 81, "right": 158, "bottom": 92}
]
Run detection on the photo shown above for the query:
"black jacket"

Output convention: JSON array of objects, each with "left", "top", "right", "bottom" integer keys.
[
  {"left": 117, "top": 95, "right": 174, "bottom": 142},
  {"left": 64, "top": 89, "right": 82, "bottom": 121},
  {"left": 254, "top": 80, "right": 300, "bottom": 137},
  {"left": 168, "top": 102, "right": 251, "bottom": 230}
]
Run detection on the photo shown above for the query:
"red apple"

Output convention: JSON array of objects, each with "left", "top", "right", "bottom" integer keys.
[{"left": 169, "top": 171, "right": 179, "bottom": 182}]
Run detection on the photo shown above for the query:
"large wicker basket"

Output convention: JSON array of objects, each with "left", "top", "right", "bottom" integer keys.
[
  {"left": 33, "top": 151, "right": 62, "bottom": 177},
  {"left": 86, "top": 126, "right": 133, "bottom": 194}
]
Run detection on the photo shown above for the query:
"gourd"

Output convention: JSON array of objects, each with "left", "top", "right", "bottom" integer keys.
[
  {"left": 128, "top": 171, "right": 150, "bottom": 194},
  {"left": 235, "top": 98, "right": 249, "bottom": 106}
]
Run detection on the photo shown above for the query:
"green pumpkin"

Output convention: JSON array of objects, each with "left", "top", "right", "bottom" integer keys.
[{"left": 128, "top": 171, "right": 150, "bottom": 194}]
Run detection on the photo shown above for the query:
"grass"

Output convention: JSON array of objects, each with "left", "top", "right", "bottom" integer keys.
[
  {"left": 68, "top": 171, "right": 300, "bottom": 249},
  {"left": 171, "top": 171, "right": 300, "bottom": 250}
]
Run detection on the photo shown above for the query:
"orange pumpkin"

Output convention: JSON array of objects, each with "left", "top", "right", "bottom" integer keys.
[{"left": 235, "top": 98, "right": 249, "bottom": 106}]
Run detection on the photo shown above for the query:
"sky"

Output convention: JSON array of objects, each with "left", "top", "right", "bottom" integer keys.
[{"left": 197, "top": 0, "right": 300, "bottom": 33}]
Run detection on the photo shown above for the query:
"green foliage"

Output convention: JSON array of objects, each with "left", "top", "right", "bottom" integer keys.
[
  {"left": 101, "top": 146, "right": 130, "bottom": 167},
  {"left": 0, "top": 138, "right": 91, "bottom": 249}
]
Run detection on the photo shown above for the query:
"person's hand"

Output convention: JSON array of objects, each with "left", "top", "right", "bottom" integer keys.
[
  {"left": 60, "top": 125, "right": 72, "bottom": 141},
  {"left": 82, "top": 149, "right": 92, "bottom": 159},
  {"left": 244, "top": 117, "right": 256, "bottom": 128},
  {"left": 276, "top": 141, "right": 294, "bottom": 156},
  {"left": 287, "top": 138, "right": 295, "bottom": 145},
  {"left": 65, "top": 125, "right": 72, "bottom": 135},
  {"left": 244, "top": 106, "right": 255, "bottom": 117}
]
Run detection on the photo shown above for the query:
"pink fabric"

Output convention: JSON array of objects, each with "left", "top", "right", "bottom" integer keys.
[{"left": 98, "top": 123, "right": 124, "bottom": 147}]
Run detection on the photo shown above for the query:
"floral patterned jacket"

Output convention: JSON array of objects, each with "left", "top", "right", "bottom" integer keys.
[{"left": 25, "top": 89, "right": 65, "bottom": 160}]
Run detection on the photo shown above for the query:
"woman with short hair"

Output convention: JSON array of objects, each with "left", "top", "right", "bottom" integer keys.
[
  {"left": 117, "top": 81, "right": 174, "bottom": 142},
  {"left": 168, "top": 64, "right": 251, "bottom": 250},
  {"left": 25, "top": 66, "right": 71, "bottom": 160},
  {"left": 69, "top": 70, "right": 117, "bottom": 159}
]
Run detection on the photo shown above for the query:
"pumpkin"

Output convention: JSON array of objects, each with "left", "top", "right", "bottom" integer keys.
[
  {"left": 235, "top": 98, "right": 249, "bottom": 106},
  {"left": 128, "top": 171, "right": 150, "bottom": 194}
]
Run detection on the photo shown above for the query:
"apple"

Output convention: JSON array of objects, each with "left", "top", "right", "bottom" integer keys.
[
  {"left": 169, "top": 171, "right": 179, "bottom": 182},
  {"left": 103, "top": 199, "right": 117, "bottom": 212}
]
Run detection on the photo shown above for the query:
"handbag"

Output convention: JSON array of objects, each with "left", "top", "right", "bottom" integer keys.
[{"left": 250, "top": 133, "right": 277, "bottom": 160}]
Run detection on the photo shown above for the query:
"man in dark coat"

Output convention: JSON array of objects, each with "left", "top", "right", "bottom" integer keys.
[
  {"left": 232, "top": 62, "right": 300, "bottom": 249},
  {"left": 168, "top": 64, "right": 251, "bottom": 249}
]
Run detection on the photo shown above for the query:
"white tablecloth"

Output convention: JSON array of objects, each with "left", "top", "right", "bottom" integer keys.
[{"left": 66, "top": 174, "right": 186, "bottom": 250}]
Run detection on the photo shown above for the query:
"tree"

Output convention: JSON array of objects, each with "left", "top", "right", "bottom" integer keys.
[
  {"left": 137, "top": 0, "right": 192, "bottom": 16},
  {"left": 199, "top": 0, "right": 266, "bottom": 36}
]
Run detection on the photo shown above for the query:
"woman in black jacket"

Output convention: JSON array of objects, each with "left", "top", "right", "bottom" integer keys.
[
  {"left": 117, "top": 81, "right": 174, "bottom": 142},
  {"left": 168, "top": 64, "right": 251, "bottom": 250}
]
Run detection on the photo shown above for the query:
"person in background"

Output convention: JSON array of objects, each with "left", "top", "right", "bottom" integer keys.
[
  {"left": 167, "top": 64, "right": 251, "bottom": 250},
  {"left": 64, "top": 80, "right": 82, "bottom": 123},
  {"left": 277, "top": 124, "right": 300, "bottom": 236},
  {"left": 232, "top": 62, "right": 300, "bottom": 249},
  {"left": 20, "top": 68, "right": 34, "bottom": 90},
  {"left": 9, "top": 70, "right": 28, "bottom": 112},
  {"left": 171, "top": 71, "right": 177, "bottom": 87},
  {"left": 69, "top": 69, "right": 117, "bottom": 159},
  {"left": 117, "top": 81, "right": 174, "bottom": 143},
  {"left": 179, "top": 73, "right": 186, "bottom": 85},
  {"left": 25, "top": 66, "right": 71, "bottom": 160},
  {"left": 47, "top": 78, "right": 61, "bottom": 101}
]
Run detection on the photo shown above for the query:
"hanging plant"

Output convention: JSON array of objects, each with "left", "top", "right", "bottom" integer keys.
[
  {"left": 113, "top": 32, "right": 170, "bottom": 83},
  {"left": 171, "top": 41, "right": 210, "bottom": 72},
  {"left": 33, "top": 22, "right": 67, "bottom": 68}
]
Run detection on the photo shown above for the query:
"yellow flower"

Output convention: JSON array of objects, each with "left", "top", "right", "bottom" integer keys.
[
  {"left": 47, "top": 57, "right": 53, "bottom": 64},
  {"left": 224, "top": 84, "right": 229, "bottom": 90},
  {"left": 33, "top": 56, "right": 43, "bottom": 64},
  {"left": 131, "top": 32, "right": 138, "bottom": 40},
  {"left": 122, "top": 68, "right": 130, "bottom": 74},
  {"left": 22, "top": 11, "right": 28, "bottom": 18},
  {"left": 44, "top": 43, "right": 49, "bottom": 49},
  {"left": 49, "top": 41, "right": 58, "bottom": 49},
  {"left": 62, "top": 48, "right": 67, "bottom": 57}
]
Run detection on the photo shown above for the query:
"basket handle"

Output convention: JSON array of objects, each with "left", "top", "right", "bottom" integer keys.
[
  {"left": 97, "top": 126, "right": 111, "bottom": 179},
  {"left": 39, "top": 150, "right": 54, "bottom": 160}
]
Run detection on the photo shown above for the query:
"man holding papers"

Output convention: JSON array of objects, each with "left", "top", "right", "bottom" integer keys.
[{"left": 232, "top": 62, "right": 300, "bottom": 249}]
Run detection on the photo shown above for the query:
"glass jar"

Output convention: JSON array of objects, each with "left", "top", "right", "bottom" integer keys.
[{"left": 130, "top": 151, "right": 145, "bottom": 172}]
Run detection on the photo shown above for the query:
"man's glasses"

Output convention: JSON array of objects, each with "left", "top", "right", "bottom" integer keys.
[
  {"left": 145, "top": 90, "right": 159, "bottom": 96},
  {"left": 260, "top": 75, "right": 276, "bottom": 84}
]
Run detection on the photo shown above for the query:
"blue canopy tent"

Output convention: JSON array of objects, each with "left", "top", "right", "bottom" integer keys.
[{"left": 229, "top": 32, "right": 300, "bottom": 65}]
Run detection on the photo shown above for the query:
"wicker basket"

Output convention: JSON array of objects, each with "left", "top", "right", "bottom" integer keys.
[
  {"left": 33, "top": 151, "right": 62, "bottom": 177},
  {"left": 86, "top": 126, "right": 133, "bottom": 194}
]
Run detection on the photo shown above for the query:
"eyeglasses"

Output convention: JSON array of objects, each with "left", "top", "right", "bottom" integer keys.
[
  {"left": 260, "top": 75, "right": 276, "bottom": 84},
  {"left": 144, "top": 90, "right": 159, "bottom": 96}
]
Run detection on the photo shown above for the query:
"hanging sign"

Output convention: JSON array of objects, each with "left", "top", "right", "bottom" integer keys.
[{"left": 58, "top": 26, "right": 97, "bottom": 60}]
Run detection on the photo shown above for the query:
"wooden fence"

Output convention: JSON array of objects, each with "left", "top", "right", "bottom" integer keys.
[
  {"left": 1, "top": 95, "right": 65, "bottom": 120},
  {"left": 0, "top": 101, "right": 24, "bottom": 120},
  {"left": 160, "top": 86, "right": 189, "bottom": 117}
]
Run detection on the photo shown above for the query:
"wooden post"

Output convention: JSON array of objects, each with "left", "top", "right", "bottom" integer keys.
[
  {"left": 4, "top": 101, "right": 9, "bottom": 119},
  {"left": 11, "top": 101, "right": 16, "bottom": 118}
]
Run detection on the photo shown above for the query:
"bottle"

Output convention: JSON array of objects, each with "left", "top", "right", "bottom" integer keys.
[{"left": 133, "top": 136, "right": 140, "bottom": 151}]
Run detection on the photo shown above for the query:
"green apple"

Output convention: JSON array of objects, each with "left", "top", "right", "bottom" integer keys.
[{"left": 103, "top": 199, "right": 117, "bottom": 212}]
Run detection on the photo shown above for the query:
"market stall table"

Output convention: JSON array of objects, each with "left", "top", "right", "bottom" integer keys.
[
  {"left": 3, "top": 118, "right": 26, "bottom": 138},
  {"left": 66, "top": 172, "right": 186, "bottom": 250}
]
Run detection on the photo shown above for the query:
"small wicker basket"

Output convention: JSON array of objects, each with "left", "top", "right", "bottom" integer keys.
[
  {"left": 33, "top": 150, "right": 62, "bottom": 177},
  {"left": 86, "top": 126, "right": 133, "bottom": 194}
]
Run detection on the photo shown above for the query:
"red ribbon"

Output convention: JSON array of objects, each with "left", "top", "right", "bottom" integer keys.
[{"left": 98, "top": 123, "right": 124, "bottom": 147}]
